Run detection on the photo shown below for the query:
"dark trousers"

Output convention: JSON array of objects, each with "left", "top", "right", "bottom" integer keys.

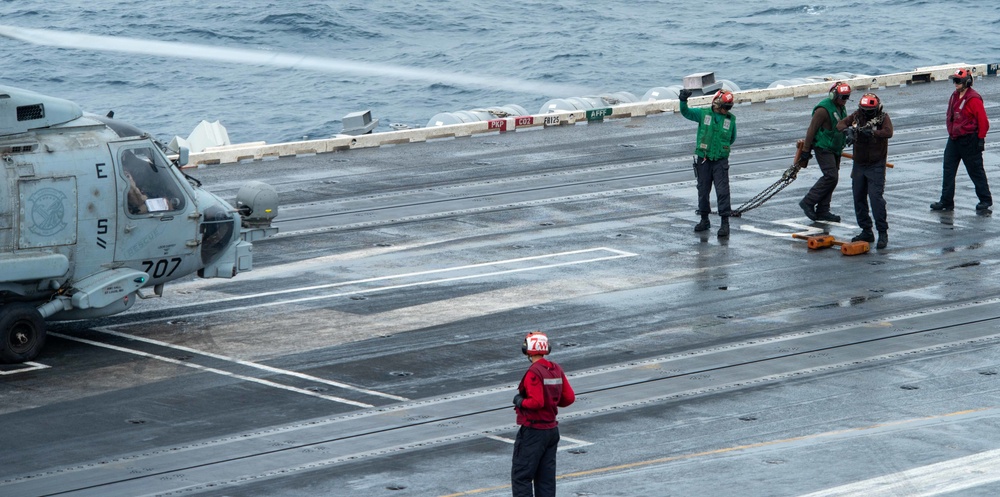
[
  {"left": 512, "top": 426, "right": 560, "bottom": 497},
  {"left": 851, "top": 161, "right": 888, "bottom": 232},
  {"left": 695, "top": 157, "right": 731, "bottom": 217},
  {"left": 940, "top": 134, "right": 991, "bottom": 206},
  {"left": 803, "top": 149, "right": 842, "bottom": 214}
]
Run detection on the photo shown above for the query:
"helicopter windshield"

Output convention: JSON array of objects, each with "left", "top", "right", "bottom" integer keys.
[{"left": 120, "top": 147, "right": 186, "bottom": 215}]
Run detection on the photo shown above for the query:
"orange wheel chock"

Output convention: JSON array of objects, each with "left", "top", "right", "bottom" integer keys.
[{"left": 792, "top": 233, "right": 869, "bottom": 256}]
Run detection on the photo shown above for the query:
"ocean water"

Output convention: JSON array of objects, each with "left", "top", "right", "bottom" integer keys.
[{"left": 1, "top": 1, "right": 998, "bottom": 145}]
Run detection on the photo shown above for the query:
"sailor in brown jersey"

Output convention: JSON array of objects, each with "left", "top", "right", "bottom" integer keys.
[{"left": 838, "top": 93, "right": 894, "bottom": 248}]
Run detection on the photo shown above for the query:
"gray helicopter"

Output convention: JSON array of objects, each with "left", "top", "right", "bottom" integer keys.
[{"left": 0, "top": 84, "right": 277, "bottom": 363}]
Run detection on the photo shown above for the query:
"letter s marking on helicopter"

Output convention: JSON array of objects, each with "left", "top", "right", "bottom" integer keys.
[
  {"left": 141, "top": 257, "right": 182, "bottom": 279},
  {"left": 28, "top": 188, "right": 68, "bottom": 236},
  {"left": 96, "top": 219, "right": 108, "bottom": 249}
]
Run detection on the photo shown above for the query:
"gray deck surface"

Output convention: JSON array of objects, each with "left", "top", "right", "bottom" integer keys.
[{"left": 4, "top": 77, "right": 1000, "bottom": 497}]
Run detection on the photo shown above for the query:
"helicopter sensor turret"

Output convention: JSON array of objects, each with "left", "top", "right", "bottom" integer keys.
[{"left": 237, "top": 181, "right": 279, "bottom": 229}]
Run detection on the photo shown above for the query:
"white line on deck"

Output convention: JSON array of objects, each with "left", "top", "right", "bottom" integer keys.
[
  {"left": 741, "top": 217, "right": 853, "bottom": 239},
  {"left": 0, "top": 362, "right": 49, "bottom": 375},
  {"left": 93, "top": 326, "right": 409, "bottom": 402},
  {"left": 798, "top": 447, "right": 1000, "bottom": 497},
  {"left": 50, "top": 332, "right": 375, "bottom": 408},
  {"left": 154, "top": 247, "right": 638, "bottom": 313},
  {"left": 75, "top": 247, "right": 636, "bottom": 405},
  {"left": 486, "top": 434, "right": 593, "bottom": 452},
  {"left": 122, "top": 247, "right": 639, "bottom": 326}
]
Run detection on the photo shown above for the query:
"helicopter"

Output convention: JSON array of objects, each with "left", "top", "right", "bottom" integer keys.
[{"left": 0, "top": 84, "right": 278, "bottom": 364}]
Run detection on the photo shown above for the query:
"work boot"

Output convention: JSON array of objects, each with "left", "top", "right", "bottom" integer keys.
[
  {"left": 976, "top": 201, "right": 992, "bottom": 211},
  {"left": 930, "top": 201, "right": 954, "bottom": 211},
  {"left": 694, "top": 215, "right": 710, "bottom": 232},
  {"left": 815, "top": 211, "right": 841, "bottom": 223},
  {"left": 876, "top": 231, "right": 888, "bottom": 249},
  {"left": 717, "top": 217, "right": 730, "bottom": 237},
  {"left": 851, "top": 230, "right": 875, "bottom": 243},
  {"left": 799, "top": 200, "right": 817, "bottom": 221}
]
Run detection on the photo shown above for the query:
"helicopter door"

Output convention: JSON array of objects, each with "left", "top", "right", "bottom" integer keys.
[{"left": 110, "top": 142, "right": 198, "bottom": 284}]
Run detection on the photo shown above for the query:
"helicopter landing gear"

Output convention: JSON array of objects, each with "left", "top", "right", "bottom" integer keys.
[{"left": 0, "top": 303, "right": 46, "bottom": 364}]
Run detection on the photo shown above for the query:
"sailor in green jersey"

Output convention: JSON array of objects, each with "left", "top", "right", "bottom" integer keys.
[
  {"left": 798, "top": 81, "right": 852, "bottom": 222},
  {"left": 678, "top": 88, "right": 737, "bottom": 237}
]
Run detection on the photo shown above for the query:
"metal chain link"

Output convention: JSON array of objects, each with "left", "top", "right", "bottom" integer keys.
[
  {"left": 731, "top": 164, "right": 803, "bottom": 217},
  {"left": 732, "top": 140, "right": 807, "bottom": 217}
]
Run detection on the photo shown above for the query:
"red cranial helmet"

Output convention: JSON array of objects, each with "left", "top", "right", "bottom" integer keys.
[
  {"left": 713, "top": 90, "right": 735, "bottom": 110},
  {"left": 859, "top": 93, "right": 882, "bottom": 117},
  {"left": 522, "top": 331, "right": 550, "bottom": 356},
  {"left": 951, "top": 68, "right": 973, "bottom": 88},
  {"left": 829, "top": 82, "right": 852, "bottom": 102}
]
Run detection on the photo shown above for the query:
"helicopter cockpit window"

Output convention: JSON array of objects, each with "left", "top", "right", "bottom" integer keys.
[{"left": 120, "top": 147, "right": 186, "bottom": 215}]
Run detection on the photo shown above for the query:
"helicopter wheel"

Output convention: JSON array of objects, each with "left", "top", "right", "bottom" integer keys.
[{"left": 0, "top": 303, "right": 47, "bottom": 364}]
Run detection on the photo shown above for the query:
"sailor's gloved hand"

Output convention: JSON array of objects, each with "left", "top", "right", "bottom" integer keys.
[
  {"left": 844, "top": 127, "right": 858, "bottom": 146},
  {"left": 979, "top": 138, "right": 986, "bottom": 152},
  {"left": 512, "top": 394, "right": 524, "bottom": 409},
  {"left": 678, "top": 89, "right": 693, "bottom": 102},
  {"left": 798, "top": 150, "right": 811, "bottom": 168},
  {"left": 860, "top": 126, "right": 874, "bottom": 137}
]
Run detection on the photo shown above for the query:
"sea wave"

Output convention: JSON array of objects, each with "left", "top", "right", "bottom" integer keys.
[{"left": 0, "top": 0, "right": 997, "bottom": 143}]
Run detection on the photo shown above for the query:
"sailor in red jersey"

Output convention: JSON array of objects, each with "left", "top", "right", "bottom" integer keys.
[
  {"left": 931, "top": 68, "right": 992, "bottom": 211},
  {"left": 511, "top": 331, "right": 575, "bottom": 497}
]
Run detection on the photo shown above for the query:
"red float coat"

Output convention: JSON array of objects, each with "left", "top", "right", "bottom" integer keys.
[
  {"left": 515, "top": 358, "right": 575, "bottom": 430},
  {"left": 947, "top": 87, "right": 989, "bottom": 139}
]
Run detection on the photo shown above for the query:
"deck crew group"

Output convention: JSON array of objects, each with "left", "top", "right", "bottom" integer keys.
[{"left": 676, "top": 68, "right": 991, "bottom": 250}]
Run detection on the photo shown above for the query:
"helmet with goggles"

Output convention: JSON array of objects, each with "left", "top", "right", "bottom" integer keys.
[
  {"left": 712, "top": 90, "right": 735, "bottom": 111},
  {"left": 858, "top": 93, "right": 882, "bottom": 118},
  {"left": 829, "top": 82, "right": 852, "bottom": 102},
  {"left": 951, "top": 68, "right": 973, "bottom": 88}
]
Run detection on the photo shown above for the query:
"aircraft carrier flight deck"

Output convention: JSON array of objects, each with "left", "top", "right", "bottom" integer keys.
[{"left": 4, "top": 74, "right": 1000, "bottom": 497}]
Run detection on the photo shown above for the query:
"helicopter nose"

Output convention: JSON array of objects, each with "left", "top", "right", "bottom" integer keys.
[
  {"left": 195, "top": 183, "right": 276, "bottom": 279},
  {"left": 196, "top": 191, "right": 247, "bottom": 279},
  {"left": 200, "top": 200, "right": 238, "bottom": 267}
]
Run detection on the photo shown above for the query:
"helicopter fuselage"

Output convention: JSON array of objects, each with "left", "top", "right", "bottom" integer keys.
[
  {"left": 0, "top": 84, "right": 271, "bottom": 362},
  {"left": 1, "top": 120, "right": 245, "bottom": 317}
]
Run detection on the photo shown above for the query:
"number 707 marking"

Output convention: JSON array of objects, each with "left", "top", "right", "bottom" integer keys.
[{"left": 142, "top": 258, "right": 183, "bottom": 279}]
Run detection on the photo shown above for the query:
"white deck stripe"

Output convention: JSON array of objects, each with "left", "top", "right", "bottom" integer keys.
[
  {"left": 0, "top": 361, "right": 49, "bottom": 375},
  {"left": 72, "top": 247, "right": 636, "bottom": 404},
  {"left": 798, "top": 447, "right": 1000, "bottom": 496},
  {"left": 557, "top": 436, "right": 594, "bottom": 450},
  {"left": 154, "top": 247, "right": 636, "bottom": 312},
  {"left": 94, "top": 326, "right": 409, "bottom": 402},
  {"left": 122, "top": 248, "right": 639, "bottom": 326},
  {"left": 486, "top": 434, "right": 593, "bottom": 451},
  {"left": 50, "top": 332, "right": 374, "bottom": 408}
]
